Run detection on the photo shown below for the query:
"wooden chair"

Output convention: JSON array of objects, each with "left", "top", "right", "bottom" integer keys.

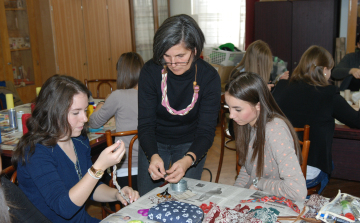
[
  {"left": 294, "top": 125, "right": 321, "bottom": 195},
  {"left": 215, "top": 94, "right": 237, "bottom": 183},
  {"left": 102, "top": 130, "right": 138, "bottom": 219},
  {"left": 84, "top": 79, "right": 116, "bottom": 99},
  {"left": 1, "top": 165, "right": 17, "bottom": 184}
]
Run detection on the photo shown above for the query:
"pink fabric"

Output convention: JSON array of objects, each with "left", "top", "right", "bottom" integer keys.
[{"left": 161, "top": 68, "right": 199, "bottom": 116}]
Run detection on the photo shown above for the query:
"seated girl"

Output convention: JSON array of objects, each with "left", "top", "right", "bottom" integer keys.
[
  {"left": 12, "top": 75, "right": 139, "bottom": 222},
  {"left": 272, "top": 45, "right": 360, "bottom": 194},
  {"left": 225, "top": 72, "right": 307, "bottom": 201},
  {"left": 89, "top": 52, "right": 144, "bottom": 190}
]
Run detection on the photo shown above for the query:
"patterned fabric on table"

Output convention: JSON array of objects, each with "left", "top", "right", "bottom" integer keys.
[
  {"left": 303, "top": 194, "right": 328, "bottom": 219},
  {"left": 147, "top": 201, "right": 203, "bottom": 223}
]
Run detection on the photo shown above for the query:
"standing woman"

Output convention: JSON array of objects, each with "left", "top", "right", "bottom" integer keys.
[
  {"left": 273, "top": 45, "right": 360, "bottom": 194},
  {"left": 90, "top": 52, "right": 144, "bottom": 190},
  {"left": 226, "top": 72, "right": 307, "bottom": 201},
  {"left": 138, "top": 14, "right": 221, "bottom": 195},
  {"left": 12, "top": 75, "right": 139, "bottom": 222}
]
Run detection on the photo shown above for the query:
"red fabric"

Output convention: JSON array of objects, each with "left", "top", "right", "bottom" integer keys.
[
  {"left": 22, "top": 113, "right": 31, "bottom": 134},
  {"left": 30, "top": 103, "right": 35, "bottom": 113},
  {"left": 245, "top": 0, "right": 260, "bottom": 49}
]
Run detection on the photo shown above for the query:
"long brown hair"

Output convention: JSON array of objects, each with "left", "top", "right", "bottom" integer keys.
[
  {"left": 12, "top": 75, "right": 90, "bottom": 166},
  {"left": 232, "top": 40, "right": 273, "bottom": 83},
  {"left": 290, "top": 45, "right": 334, "bottom": 86},
  {"left": 226, "top": 72, "right": 302, "bottom": 177},
  {"left": 116, "top": 52, "right": 144, "bottom": 89}
]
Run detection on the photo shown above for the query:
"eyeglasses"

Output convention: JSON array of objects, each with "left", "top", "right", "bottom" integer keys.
[{"left": 160, "top": 54, "right": 192, "bottom": 66}]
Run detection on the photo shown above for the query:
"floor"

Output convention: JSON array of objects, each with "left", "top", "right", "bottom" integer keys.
[{"left": 86, "top": 123, "right": 360, "bottom": 220}]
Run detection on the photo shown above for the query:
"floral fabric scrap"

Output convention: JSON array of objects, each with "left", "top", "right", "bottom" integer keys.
[
  {"left": 147, "top": 201, "right": 203, "bottom": 223},
  {"left": 240, "top": 195, "right": 301, "bottom": 214},
  {"left": 303, "top": 194, "right": 328, "bottom": 219},
  {"left": 148, "top": 194, "right": 177, "bottom": 204}
]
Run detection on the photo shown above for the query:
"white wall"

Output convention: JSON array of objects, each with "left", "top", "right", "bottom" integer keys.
[
  {"left": 170, "top": 0, "right": 192, "bottom": 16},
  {"left": 340, "top": 0, "right": 349, "bottom": 37}
]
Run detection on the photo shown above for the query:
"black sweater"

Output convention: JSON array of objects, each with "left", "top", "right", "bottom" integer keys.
[
  {"left": 272, "top": 80, "right": 360, "bottom": 174},
  {"left": 138, "top": 59, "right": 221, "bottom": 163},
  {"left": 332, "top": 51, "right": 360, "bottom": 90}
]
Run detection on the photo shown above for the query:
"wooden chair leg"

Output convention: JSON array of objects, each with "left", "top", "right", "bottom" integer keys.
[{"left": 215, "top": 111, "right": 226, "bottom": 183}]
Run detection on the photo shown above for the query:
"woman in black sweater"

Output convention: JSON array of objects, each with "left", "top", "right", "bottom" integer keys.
[
  {"left": 272, "top": 45, "right": 360, "bottom": 194},
  {"left": 137, "top": 14, "right": 221, "bottom": 195}
]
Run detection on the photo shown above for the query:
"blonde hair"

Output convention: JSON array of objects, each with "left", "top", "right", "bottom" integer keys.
[
  {"left": 232, "top": 40, "right": 273, "bottom": 82},
  {"left": 290, "top": 45, "right": 334, "bottom": 87}
]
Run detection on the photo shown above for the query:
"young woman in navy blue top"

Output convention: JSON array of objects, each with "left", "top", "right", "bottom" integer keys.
[{"left": 12, "top": 75, "right": 139, "bottom": 222}]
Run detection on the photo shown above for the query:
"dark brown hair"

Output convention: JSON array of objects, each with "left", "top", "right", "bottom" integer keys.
[
  {"left": 153, "top": 14, "right": 205, "bottom": 65},
  {"left": 232, "top": 40, "right": 273, "bottom": 83},
  {"left": 12, "top": 75, "right": 90, "bottom": 166},
  {"left": 290, "top": 45, "right": 334, "bottom": 86},
  {"left": 116, "top": 52, "right": 144, "bottom": 89},
  {"left": 225, "top": 72, "right": 302, "bottom": 177}
]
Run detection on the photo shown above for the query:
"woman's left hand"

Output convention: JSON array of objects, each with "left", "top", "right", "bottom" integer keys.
[
  {"left": 116, "top": 186, "right": 140, "bottom": 206},
  {"left": 249, "top": 184, "right": 259, "bottom": 191},
  {"left": 165, "top": 157, "right": 192, "bottom": 183}
]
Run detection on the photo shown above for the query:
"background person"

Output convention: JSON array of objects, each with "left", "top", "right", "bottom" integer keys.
[
  {"left": 273, "top": 45, "right": 360, "bottom": 194},
  {"left": 138, "top": 14, "right": 221, "bottom": 195},
  {"left": 89, "top": 52, "right": 144, "bottom": 190}
]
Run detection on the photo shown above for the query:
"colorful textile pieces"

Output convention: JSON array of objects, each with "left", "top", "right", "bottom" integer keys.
[
  {"left": 303, "top": 194, "right": 328, "bottom": 219},
  {"left": 240, "top": 195, "right": 301, "bottom": 214},
  {"left": 249, "top": 207, "right": 280, "bottom": 223},
  {"left": 148, "top": 194, "right": 177, "bottom": 204}
]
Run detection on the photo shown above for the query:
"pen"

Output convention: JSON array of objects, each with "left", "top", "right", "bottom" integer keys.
[{"left": 94, "top": 132, "right": 105, "bottom": 135}]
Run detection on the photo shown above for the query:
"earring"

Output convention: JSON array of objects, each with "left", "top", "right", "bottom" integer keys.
[{"left": 324, "top": 73, "right": 326, "bottom": 76}]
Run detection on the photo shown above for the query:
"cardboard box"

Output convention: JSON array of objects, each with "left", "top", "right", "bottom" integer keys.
[{"left": 211, "top": 64, "right": 235, "bottom": 92}]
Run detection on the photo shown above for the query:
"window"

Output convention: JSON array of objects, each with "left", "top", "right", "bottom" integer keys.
[{"left": 192, "top": 0, "right": 246, "bottom": 50}]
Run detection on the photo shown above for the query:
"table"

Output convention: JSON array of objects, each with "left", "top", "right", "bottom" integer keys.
[
  {"left": 331, "top": 124, "right": 360, "bottom": 181},
  {"left": 100, "top": 178, "right": 306, "bottom": 223}
]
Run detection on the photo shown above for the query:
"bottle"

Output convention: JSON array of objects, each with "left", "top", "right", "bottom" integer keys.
[
  {"left": 12, "top": 66, "right": 17, "bottom": 79},
  {"left": 87, "top": 101, "right": 94, "bottom": 118}
]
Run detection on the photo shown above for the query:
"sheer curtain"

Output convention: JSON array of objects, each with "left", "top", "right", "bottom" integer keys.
[
  {"left": 192, "top": 0, "right": 246, "bottom": 50},
  {"left": 133, "top": 0, "right": 155, "bottom": 61}
]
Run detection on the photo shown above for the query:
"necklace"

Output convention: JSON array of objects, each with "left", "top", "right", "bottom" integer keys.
[
  {"left": 161, "top": 64, "right": 200, "bottom": 116},
  {"left": 73, "top": 142, "right": 82, "bottom": 181}
]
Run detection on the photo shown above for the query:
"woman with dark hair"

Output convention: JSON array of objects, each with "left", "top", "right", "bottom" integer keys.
[
  {"left": 226, "top": 72, "right": 306, "bottom": 201},
  {"left": 12, "top": 75, "right": 139, "bottom": 222},
  {"left": 273, "top": 45, "right": 360, "bottom": 194},
  {"left": 138, "top": 14, "right": 221, "bottom": 195},
  {"left": 90, "top": 52, "right": 144, "bottom": 189}
]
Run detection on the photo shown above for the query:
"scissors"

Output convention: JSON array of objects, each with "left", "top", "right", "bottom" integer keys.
[
  {"left": 137, "top": 209, "right": 149, "bottom": 216},
  {"left": 157, "top": 188, "right": 171, "bottom": 198}
]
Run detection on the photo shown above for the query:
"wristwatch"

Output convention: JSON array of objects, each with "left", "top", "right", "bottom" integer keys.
[
  {"left": 185, "top": 153, "right": 195, "bottom": 166},
  {"left": 253, "top": 177, "right": 259, "bottom": 189},
  {"left": 90, "top": 166, "right": 104, "bottom": 178}
]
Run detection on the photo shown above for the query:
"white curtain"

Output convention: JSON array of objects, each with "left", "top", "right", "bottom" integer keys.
[
  {"left": 133, "top": 0, "right": 155, "bottom": 62},
  {"left": 192, "top": 0, "right": 246, "bottom": 50}
]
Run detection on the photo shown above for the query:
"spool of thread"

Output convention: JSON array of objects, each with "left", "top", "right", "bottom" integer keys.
[
  {"left": 6, "top": 93, "right": 14, "bottom": 109},
  {"left": 171, "top": 179, "right": 188, "bottom": 192},
  {"left": 17, "top": 111, "right": 24, "bottom": 132},
  {"left": 87, "top": 102, "right": 94, "bottom": 118},
  {"left": 36, "top": 87, "right": 41, "bottom": 97}
]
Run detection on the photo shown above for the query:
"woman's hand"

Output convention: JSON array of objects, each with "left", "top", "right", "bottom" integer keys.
[
  {"left": 149, "top": 154, "right": 166, "bottom": 180},
  {"left": 280, "top": 71, "right": 289, "bottom": 80},
  {"left": 116, "top": 186, "right": 140, "bottom": 206},
  {"left": 165, "top": 155, "right": 193, "bottom": 183},
  {"left": 267, "top": 83, "right": 274, "bottom": 91},
  {"left": 93, "top": 140, "right": 125, "bottom": 171}
]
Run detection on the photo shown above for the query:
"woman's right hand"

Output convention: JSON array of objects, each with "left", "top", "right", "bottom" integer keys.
[
  {"left": 149, "top": 154, "right": 166, "bottom": 180},
  {"left": 93, "top": 140, "right": 125, "bottom": 171}
]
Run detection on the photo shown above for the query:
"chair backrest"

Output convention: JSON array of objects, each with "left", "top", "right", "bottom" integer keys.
[
  {"left": 1, "top": 165, "right": 17, "bottom": 184},
  {"left": 105, "top": 130, "right": 138, "bottom": 188},
  {"left": 84, "top": 79, "right": 116, "bottom": 99},
  {"left": 294, "top": 125, "right": 310, "bottom": 178}
]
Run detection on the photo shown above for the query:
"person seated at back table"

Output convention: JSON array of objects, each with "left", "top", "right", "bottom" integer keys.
[
  {"left": 12, "top": 75, "right": 139, "bottom": 223},
  {"left": 332, "top": 34, "right": 360, "bottom": 91},
  {"left": 89, "top": 52, "right": 144, "bottom": 191},
  {"left": 226, "top": 71, "right": 307, "bottom": 202},
  {"left": 272, "top": 45, "right": 360, "bottom": 194}
]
